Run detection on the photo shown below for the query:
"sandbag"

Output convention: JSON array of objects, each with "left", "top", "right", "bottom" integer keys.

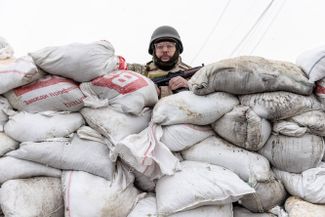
[
  {"left": 81, "top": 106, "right": 151, "bottom": 144},
  {"left": 0, "top": 156, "right": 61, "bottom": 184},
  {"left": 0, "top": 37, "right": 14, "bottom": 59},
  {"left": 0, "top": 132, "right": 18, "bottom": 157},
  {"left": 273, "top": 121, "right": 308, "bottom": 137},
  {"left": 29, "top": 40, "right": 126, "bottom": 82},
  {"left": 128, "top": 195, "right": 233, "bottom": 217},
  {"left": 152, "top": 91, "right": 239, "bottom": 125},
  {"left": 7, "top": 127, "right": 114, "bottom": 180},
  {"left": 274, "top": 166, "right": 325, "bottom": 204},
  {"left": 240, "top": 91, "right": 323, "bottom": 120},
  {"left": 5, "top": 75, "right": 85, "bottom": 112},
  {"left": 155, "top": 160, "right": 255, "bottom": 215},
  {"left": 4, "top": 111, "right": 84, "bottom": 142},
  {"left": 239, "top": 178, "right": 287, "bottom": 212},
  {"left": 259, "top": 134, "right": 324, "bottom": 173},
  {"left": 80, "top": 70, "right": 158, "bottom": 115},
  {"left": 296, "top": 45, "right": 325, "bottom": 82},
  {"left": 285, "top": 196, "right": 325, "bottom": 217},
  {"left": 234, "top": 206, "right": 276, "bottom": 217},
  {"left": 62, "top": 163, "right": 143, "bottom": 217},
  {"left": 0, "top": 96, "right": 11, "bottom": 131},
  {"left": 212, "top": 105, "right": 271, "bottom": 151},
  {"left": 0, "top": 177, "right": 63, "bottom": 217},
  {"left": 0, "top": 56, "right": 43, "bottom": 94},
  {"left": 189, "top": 56, "right": 313, "bottom": 96},
  {"left": 115, "top": 123, "right": 180, "bottom": 180},
  {"left": 274, "top": 110, "right": 325, "bottom": 137},
  {"left": 127, "top": 195, "right": 157, "bottom": 217},
  {"left": 182, "top": 136, "right": 272, "bottom": 183},
  {"left": 161, "top": 124, "right": 215, "bottom": 152},
  {"left": 169, "top": 205, "right": 233, "bottom": 217}
]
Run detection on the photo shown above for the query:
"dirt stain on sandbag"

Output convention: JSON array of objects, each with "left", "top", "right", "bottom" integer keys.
[{"left": 177, "top": 102, "right": 202, "bottom": 120}]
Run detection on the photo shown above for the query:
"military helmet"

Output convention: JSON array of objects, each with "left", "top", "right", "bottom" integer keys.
[{"left": 148, "top": 25, "right": 183, "bottom": 55}]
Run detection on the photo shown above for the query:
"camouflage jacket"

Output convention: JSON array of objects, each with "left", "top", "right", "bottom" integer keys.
[
  {"left": 127, "top": 57, "right": 191, "bottom": 97},
  {"left": 127, "top": 57, "right": 191, "bottom": 79}
]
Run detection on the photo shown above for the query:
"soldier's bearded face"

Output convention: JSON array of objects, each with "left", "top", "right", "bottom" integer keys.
[{"left": 154, "top": 41, "right": 176, "bottom": 62}]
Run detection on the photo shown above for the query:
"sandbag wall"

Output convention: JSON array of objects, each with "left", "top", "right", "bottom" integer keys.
[{"left": 0, "top": 39, "right": 325, "bottom": 217}]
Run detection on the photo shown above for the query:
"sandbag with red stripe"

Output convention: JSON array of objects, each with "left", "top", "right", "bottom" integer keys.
[
  {"left": 80, "top": 70, "right": 158, "bottom": 114},
  {"left": 5, "top": 75, "right": 85, "bottom": 112},
  {"left": 0, "top": 56, "right": 43, "bottom": 94}
]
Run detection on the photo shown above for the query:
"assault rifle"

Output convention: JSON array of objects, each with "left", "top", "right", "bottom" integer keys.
[{"left": 151, "top": 64, "right": 204, "bottom": 89}]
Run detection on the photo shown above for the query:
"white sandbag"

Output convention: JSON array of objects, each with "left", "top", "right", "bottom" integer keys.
[
  {"left": 234, "top": 206, "right": 276, "bottom": 217},
  {"left": 0, "top": 191, "right": 2, "bottom": 215},
  {"left": 286, "top": 111, "right": 325, "bottom": 137},
  {"left": 268, "top": 206, "right": 289, "bottom": 217},
  {"left": 239, "top": 178, "right": 287, "bottom": 212},
  {"left": 127, "top": 195, "right": 158, "bottom": 217},
  {"left": 0, "top": 96, "right": 12, "bottom": 131},
  {"left": 115, "top": 123, "right": 180, "bottom": 180},
  {"left": 153, "top": 91, "right": 239, "bottom": 125},
  {"left": 0, "top": 37, "right": 14, "bottom": 59},
  {"left": 128, "top": 195, "right": 234, "bottom": 217},
  {"left": 285, "top": 196, "right": 325, "bottom": 217},
  {"left": 80, "top": 70, "right": 158, "bottom": 115},
  {"left": 0, "top": 156, "right": 61, "bottom": 184},
  {"left": 259, "top": 134, "right": 324, "bottom": 173},
  {"left": 0, "top": 56, "right": 43, "bottom": 94},
  {"left": 212, "top": 105, "right": 271, "bottom": 151},
  {"left": 4, "top": 111, "right": 84, "bottom": 142},
  {"left": 189, "top": 56, "right": 313, "bottom": 96},
  {"left": 273, "top": 110, "right": 325, "bottom": 137},
  {"left": 7, "top": 127, "right": 114, "bottom": 180},
  {"left": 169, "top": 204, "right": 233, "bottom": 217},
  {"left": 182, "top": 136, "right": 272, "bottom": 183},
  {"left": 296, "top": 45, "right": 325, "bottom": 82},
  {"left": 0, "top": 133, "right": 18, "bottom": 157},
  {"left": 29, "top": 40, "right": 126, "bottom": 82},
  {"left": 5, "top": 75, "right": 85, "bottom": 112},
  {"left": 62, "top": 163, "right": 143, "bottom": 217},
  {"left": 0, "top": 177, "right": 63, "bottom": 217},
  {"left": 274, "top": 166, "right": 325, "bottom": 204},
  {"left": 240, "top": 91, "right": 323, "bottom": 120},
  {"left": 160, "top": 124, "right": 214, "bottom": 152},
  {"left": 81, "top": 106, "right": 151, "bottom": 144},
  {"left": 273, "top": 121, "right": 308, "bottom": 137},
  {"left": 156, "top": 160, "right": 255, "bottom": 215}
]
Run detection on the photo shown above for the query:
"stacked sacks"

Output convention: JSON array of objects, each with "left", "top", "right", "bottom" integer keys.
[
  {"left": 297, "top": 45, "right": 325, "bottom": 107},
  {"left": 0, "top": 40, "right": 157, "bottom": 216},
  {"left": 186, "top": 55, "right": 325, "bottom": 215},
  {"left": 121, "top": 90, "right": 257, "bottom": 215},
  {"left": 1, "top": 38, "right": 324, "bottom": 216}
]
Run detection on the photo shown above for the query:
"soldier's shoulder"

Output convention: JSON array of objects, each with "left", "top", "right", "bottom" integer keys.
[
  {"left": 127, "top": 62, "right": 147, "bottom": 75},
  {"left": 178, "top": 61, "right": 192, "bottom": 70}
]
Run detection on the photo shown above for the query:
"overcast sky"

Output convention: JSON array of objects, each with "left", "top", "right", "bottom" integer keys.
[{"left": 1, "top": 0, "right": 325, "bottom": 66}]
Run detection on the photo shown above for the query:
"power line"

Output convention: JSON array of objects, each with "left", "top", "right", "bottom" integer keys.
[
  {"left": 249, "top": 0, "right": 287, "bottom": 54},
  {"left": 190, "top": 0, "right": 232, "bottom": 65},
  {"left": 229, "top": 0, "right": 275, "bottom": 57}
]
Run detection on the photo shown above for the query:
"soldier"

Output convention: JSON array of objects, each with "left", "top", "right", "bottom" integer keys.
[{"left": 128, "top": 25, "right": 192, "bottom": 97}]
